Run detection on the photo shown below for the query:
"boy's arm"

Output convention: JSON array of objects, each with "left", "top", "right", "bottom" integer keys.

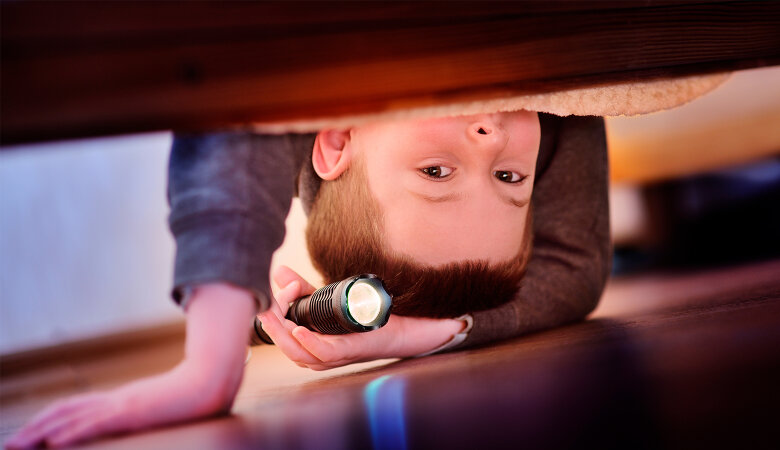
[
  {"left": 8, "top": 131, "right": 314, "bottom": 448},
  {"left": 168, "top": 130, "right": 314, "bottom": 312},
  {"left": 6, "top": 284, "right": 255, "bottom": 449},
  {"left": 457, "top": 115, "right": 612, "bottom": 348}
]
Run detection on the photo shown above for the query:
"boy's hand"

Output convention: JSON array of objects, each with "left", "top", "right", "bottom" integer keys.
[
  {"left": 6, "top": 283, "right": 255, "bottom": 449},
  {"left": 7, "top": 360, "right": 226, "bottom": 449},
  {"left": 258, "top": 266, "right": 465, "bottom": 370}
]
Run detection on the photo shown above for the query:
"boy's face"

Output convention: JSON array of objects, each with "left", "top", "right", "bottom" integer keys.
[{"left": 350, "top": 111, "right": 540, "bottom": 266}]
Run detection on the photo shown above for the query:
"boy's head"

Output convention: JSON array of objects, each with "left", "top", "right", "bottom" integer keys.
[{"left": 306, "top": 111, "right": 539, "bottom": 318}]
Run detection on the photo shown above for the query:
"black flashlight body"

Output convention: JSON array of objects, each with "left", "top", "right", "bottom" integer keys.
[{"left": 251, "top": 274, "right": 392, "bottom": 345}]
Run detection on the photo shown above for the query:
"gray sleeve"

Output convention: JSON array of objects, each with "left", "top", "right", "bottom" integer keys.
[
  {"left": 167, "top": 130, "right": 315, "bottom": 312},
  {"left": 457, "top": 115, "right": 612, "bottom": 348}
]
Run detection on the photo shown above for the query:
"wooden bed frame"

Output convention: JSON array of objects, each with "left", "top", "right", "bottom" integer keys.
[{"left": 2, "top": 1, "right": 779, "bottom": 144}]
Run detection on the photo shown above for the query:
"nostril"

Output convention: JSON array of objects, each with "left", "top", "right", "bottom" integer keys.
[{"left": 477, "top": 127, "right": 488, "bottom": 135}]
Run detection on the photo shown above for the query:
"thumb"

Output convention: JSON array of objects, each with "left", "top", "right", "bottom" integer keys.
[{"left": 272, "top": 265, "right": 317, "bottom": 295}]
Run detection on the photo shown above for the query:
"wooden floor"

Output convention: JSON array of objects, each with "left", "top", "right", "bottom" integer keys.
[{"left": 2, "top": 258, "right": 779, "bottom": 449}]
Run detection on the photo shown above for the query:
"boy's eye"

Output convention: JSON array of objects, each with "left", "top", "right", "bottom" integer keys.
[
  {"left": 494, "top": 170, "right": 526, "bottom": 183},
  {"left": 420, "top": 166, "right": 453, "bottom": 179}
]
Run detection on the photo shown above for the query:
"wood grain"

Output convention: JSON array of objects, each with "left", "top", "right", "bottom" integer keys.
[{"left": 2, "top": 1, "right": 779, "bottom": 144}]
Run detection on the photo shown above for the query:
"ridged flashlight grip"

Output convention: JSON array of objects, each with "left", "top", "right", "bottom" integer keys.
[{"left": 288, "top": 279, "right": 350, "bottom": 334}]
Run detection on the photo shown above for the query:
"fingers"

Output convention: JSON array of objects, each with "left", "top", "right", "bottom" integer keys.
[
  {"left": 7, "top": 396, "right": 89, "bottom": 448},
  {"left": 257, "top": 310, "right": 321, "bottom": 366},
  {"left": 6, "top": 394, "right": 105, "bottom": 449},
  {"left": 43, "top": 406, "right": 107, "bottom": 448},
  {"left": 272, "top": 265, "right": 316, "bottom": 295},
  {"left": 45, "top": 411, "right": 113, "bottom": 449},
  {"left": 292, "top": 327, "right": 353, "bottom": 365},
  {"left": 265, "top": 280, "right": 300, "bottom": 317}
]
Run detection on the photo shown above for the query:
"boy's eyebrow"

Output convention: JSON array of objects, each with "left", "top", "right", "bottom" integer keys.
[
  {"left": 506, "top": 195, "right": 530, "bottom": 208},
  {"left": 410, "top": 190, "right": 530, "bottom": 208},
  {"left": 411, "top": 191, "right": 463, "bottom": 203}
]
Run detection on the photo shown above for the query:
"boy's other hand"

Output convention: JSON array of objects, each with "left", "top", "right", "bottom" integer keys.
[
  {"left": 258, "top": 266, "right": 465, "bottom": 370},
  {"left": 6, "top": 283, "right": 255, "bottom": 449},
  {"left": 7, "top": 360, "right": 225, "bottom": 449}
]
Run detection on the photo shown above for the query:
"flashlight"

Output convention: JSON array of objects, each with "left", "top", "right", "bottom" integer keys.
[{"left": 251, "top": 274, "right": 392, "bottom": 345}]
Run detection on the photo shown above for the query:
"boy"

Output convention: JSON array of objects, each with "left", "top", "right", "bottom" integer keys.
[
  {"left": 7, "top": 112, "right": 609, "bottom": 448},
  {"left": 256, "top": 112, "right": 609, "bottom": 367}
]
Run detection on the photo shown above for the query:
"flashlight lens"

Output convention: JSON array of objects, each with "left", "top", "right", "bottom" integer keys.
[{"left": 346, "top": 282, "right": 382, "bottom": 325}]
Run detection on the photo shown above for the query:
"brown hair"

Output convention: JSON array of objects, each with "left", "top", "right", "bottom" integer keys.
[{"left": 306, "top": 158, "right": 533, "bottom": 319}]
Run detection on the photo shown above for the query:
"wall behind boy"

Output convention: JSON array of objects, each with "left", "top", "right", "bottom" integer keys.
[{"left": 0, "top": 133, "right": 178, "bottom": 354}]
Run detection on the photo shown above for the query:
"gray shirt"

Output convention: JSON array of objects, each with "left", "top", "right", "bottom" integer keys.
[{"left": 168, "top": 114, "right": 610, "bottom": 349}]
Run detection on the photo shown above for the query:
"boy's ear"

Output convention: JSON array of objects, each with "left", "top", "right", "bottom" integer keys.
[{"left": 312, "top": 129, "right": 353, "bottom": 180}]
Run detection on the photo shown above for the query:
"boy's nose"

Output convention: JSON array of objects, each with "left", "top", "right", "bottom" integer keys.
[{"left": 467, "top": 115, "right": 508, "bottom": 151}]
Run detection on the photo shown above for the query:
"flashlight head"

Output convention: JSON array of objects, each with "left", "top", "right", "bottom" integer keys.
[
  {"left": 344, "top": 275, "right": 392, "bottom": 329},
  {"left": 288, "top": 274, "right": 392, "bottom": 334}
]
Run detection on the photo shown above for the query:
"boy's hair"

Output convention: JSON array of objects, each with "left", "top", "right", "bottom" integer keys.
[{"left": 306, "top": 156, "right": 533, "bottom": 319}]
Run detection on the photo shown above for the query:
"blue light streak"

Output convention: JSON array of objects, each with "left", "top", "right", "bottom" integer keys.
[{"left": 363, "top": 375, "right": 408, "bottom": 450}]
